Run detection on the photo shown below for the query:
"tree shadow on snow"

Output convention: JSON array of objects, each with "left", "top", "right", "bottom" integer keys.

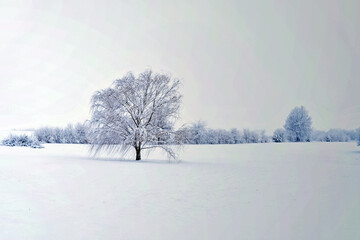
[{"left": 75, "top": 156, "right": 182, "bottom": 164}]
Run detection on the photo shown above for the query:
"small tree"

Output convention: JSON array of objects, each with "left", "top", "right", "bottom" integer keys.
[
  {"left": 272, "top": 128, "right": 286, "bottom": 143},
  {"left": 89, "top": 70, "right": 182, "bottom": 160},
  {"left": 284, "top": 106, "right": 312, "bottom": 142},
  {"left": 187, "top": 121, "right": 207, "bottom": 144},
  {"left": 230, "top": 128, "right": 241, "bottom": 144},
  {"left": 242, "top": 129, "right": 251, "bottom": 143},
  {"left": 259, "top": 130, "right": 269, "bottom": 143}
]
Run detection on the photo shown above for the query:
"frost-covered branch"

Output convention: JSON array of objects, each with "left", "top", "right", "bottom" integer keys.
[{"left": 89, "top": 69, "right": 182, "bottom": 160}]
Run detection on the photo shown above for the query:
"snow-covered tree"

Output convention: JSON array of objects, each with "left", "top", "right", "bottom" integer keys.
[
  {"left": 249, "top": 130, "right": 260, "bottom": 143},
  {"left": 186, "top": 121, "right": 207, "bottom": 144},
  {"left": 272, "top": 128, "right": 286, "bottom": 143},
  {"left": 230, "top": 128, "right": 242, "bottom": 144},
  {"left": 89, "top": 70, "right": 182, "bottom": 160},
  {"left": 242, "top": 129, "right": 251, "bottom": 143},
  {"left": 259, "top": 130, "right": 269, "bottom": 143},
  {"left": 34, "top": 123, "right": 89, "bottom": 144},
  {"left": 217, "top": 129, "right": 233, "bottom": 144},
  {"left": 284, "top": 106, "right": 312, "bottom": 142},
  {"left": 73, "top": 123, "right": 89, "bottom": 144}
]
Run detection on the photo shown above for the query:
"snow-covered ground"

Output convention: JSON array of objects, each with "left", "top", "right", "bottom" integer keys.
[{"left": 0, "top": 142, "right": 359, "bottom": 239}]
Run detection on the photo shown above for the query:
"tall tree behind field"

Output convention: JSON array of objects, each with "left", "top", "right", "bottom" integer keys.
[{"left": 284, "top": 106, "right": 312, "bottom": 142}]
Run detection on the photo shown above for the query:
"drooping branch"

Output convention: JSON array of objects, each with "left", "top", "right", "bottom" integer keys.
[{"left": 89, "top": 69, "right": 182, "bottom": 160}]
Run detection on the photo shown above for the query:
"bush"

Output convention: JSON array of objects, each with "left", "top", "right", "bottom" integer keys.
[
  {"left": 2, "top": 135, "right": 43, "bottom": 148},
  {"left": 272, "top": 128, "right": 286, "bottom": 143}
]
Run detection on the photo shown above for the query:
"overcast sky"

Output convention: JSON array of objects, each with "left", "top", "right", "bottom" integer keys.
[{"left": 0, "top": 0, "right": 359, "bottom": 132}]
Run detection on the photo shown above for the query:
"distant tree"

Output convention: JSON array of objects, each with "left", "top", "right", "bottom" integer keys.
[
  {"left": 230, "top": 128, "right": 241, "bottom": 144},
  {"left": 311, "top": 130, "right": 326, "bottom": 142},
  {"left": 284, "top": 106, "right": 312, "bottom": 142},
  {"left": 311, "top": 128, "right": 358, "bottom": 142},
  {"left": 357, "top": 128, "right": 360, "bottom": 146},
  {"left": 249, "top": 131, "right": 260, "bottom": 143},
  {"left": 74, "top": 123, "right": 89, "bottom": 144},
  {"left": 343, "top": 129, "right": 358, "bottom": 141},
  {"left": 326, "top": 129, "right": 350, "bottom": 142},
  {"left": 217, "top": 129, "right": 233, "bottom": 144},
  {"left": 34, "top": 127, "right": 53, "bottom": 143},
  {"left": 89, "top": 70, "right": 182, "bottom": 160},
  {"left": 187, "top": 121, "right": 207, "bottom": 144},
  {"left": 272, "top": 128, "right": 286, "bottom": 143},
  {"left": 206, "top": 129, "right": 219, "bottom": 144},
  {"left": 259, "top": 130, "right": 269, "bottom": 143},
  {"left": 34, "top": 123, "right": 89, "bottom": 144},
  {"left": 242, "top": 129, "right": 251, "bottom": 143},
  {"left": 240, "top": 129, "right": 265, "bottom": 143}
]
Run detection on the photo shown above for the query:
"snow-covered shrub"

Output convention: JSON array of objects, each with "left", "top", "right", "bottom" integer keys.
[
  {"left": 284, "top": 106, "right": 312, "bottom": 142},
  {"left": 272, "top": 128, "right": 286, "bottom": 143},
  {"left": 2, "top": 135, "right": 43, "bottom": 148},
  {"left": 357, "top": 128, "right": 360, "bottom": 146}
]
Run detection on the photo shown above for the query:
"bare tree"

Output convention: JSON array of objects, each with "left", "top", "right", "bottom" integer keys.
[{"left": 89, "top": 70, "right": 182, "bottom": 160}]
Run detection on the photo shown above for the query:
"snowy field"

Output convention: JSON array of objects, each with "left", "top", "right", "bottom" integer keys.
[{"left": 0, "top": 142, "right": 359, "bottom": 240}]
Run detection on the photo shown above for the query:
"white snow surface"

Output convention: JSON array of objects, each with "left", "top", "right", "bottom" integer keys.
[{"left": 0, "top": 142, "right": 359, "bottom": 240}]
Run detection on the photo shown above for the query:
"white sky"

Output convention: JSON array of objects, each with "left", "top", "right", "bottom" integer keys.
[{"left": 0, "top": 0, "right": 359, "bottom": 133}]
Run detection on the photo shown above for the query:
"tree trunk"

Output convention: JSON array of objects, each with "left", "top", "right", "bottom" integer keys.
[{"left": 135, "top": 147, "right": 141, "bottom": 161}]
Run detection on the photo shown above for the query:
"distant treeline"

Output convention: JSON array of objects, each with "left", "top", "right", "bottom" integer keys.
[
  {"left": 272, "top": 127, "right": 359, "bottom": 143},
  {"left": 34, "top": 123, "right": 89, "bottom": 144},
  {"left": 182, "top": 122, "right": 270, "bottom": 144},
  {"left": 311, "top": 129, "right": 359, "bottom": 142},
  {"left": 31, "top": 121, "right": 360, "bottom": 145},
  {"left": 182, "top": 122, "right": 360, "bottom": 145}
]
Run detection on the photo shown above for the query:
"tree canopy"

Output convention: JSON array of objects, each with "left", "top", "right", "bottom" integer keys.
[
  {"left": 89, "top": 70, "right": 182, "bottom": 160},
  {"left": 284, "top": 106, "right": 312, "bottom": 142}
]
